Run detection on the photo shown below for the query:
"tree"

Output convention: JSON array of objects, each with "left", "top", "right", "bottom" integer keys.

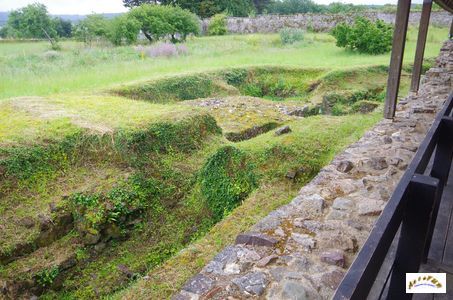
[
  {"left": 108, "top": 15, "right": 141, "bottom": 45},
  {"left": 53, "top": 18, "right": 72, "bottom": 38},
  {"left": 74, "top": 14, "right": 110, "bottom": 45},
  {"left": 0, "top": 26, "right": 8, "bottom": 38},
  {"left": 267, "top": 0, "right": 322, "bottom": 15},
  {"left": 123, "top": 0, "right": 167, "bottom": 8},
  {"left": 129, "top": 4, "right": 200, "bottom": 43},
  {"left": 252, "top": 0, "right": 272, "bottom": 14},
  {"left": 6, "top": 3, "right": 56, "bottom": 39},
  {"left": 122, "top": 0, "right": 256, "bottom": 18}
]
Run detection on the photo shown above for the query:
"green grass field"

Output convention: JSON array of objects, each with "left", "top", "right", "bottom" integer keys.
[
  {"left": 0, "top": 26, "right": 448, "bottom": 99},
  {"left": 0, "top": 26, "right": 449, "bottom": 300}
]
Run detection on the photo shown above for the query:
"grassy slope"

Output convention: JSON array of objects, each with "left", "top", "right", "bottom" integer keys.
[
  {"left": 0, "top": 27, "right": 448, "bottom": 99},
  {"left": 116, "top": 113, "right": 381, "bottom": 300}
]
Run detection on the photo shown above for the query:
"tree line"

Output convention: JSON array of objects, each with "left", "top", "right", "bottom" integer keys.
[{"left": 0, "top": 1, "right": 443, "bottom": 41}]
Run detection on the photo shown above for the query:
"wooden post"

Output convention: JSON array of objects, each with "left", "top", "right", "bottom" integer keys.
[
  {"left": 411, "top": 0, "right": 432, "bottom": 93},
  {"left": 384, "top": 0, "right": 412, "bottom": 119},
  {"left": 450, "top": 17, "right": 453, "bottom": 39}
]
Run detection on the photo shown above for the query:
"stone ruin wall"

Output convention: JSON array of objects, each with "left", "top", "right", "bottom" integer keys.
[
  {"left": 202, "top": 11, "right": 452, "bottom": 34},
  {"left": 174, "top": 41, "right": 453, "bottom": 300}
]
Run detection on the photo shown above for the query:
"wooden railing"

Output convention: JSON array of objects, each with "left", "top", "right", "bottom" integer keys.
[{"left": 333, "top": 92, "right": 453, "bottom": 300}]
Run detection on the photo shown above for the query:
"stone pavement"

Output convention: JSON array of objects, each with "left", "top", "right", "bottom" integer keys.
[{"left": 174, "top": 41, "right": 453, "bottom": 300}]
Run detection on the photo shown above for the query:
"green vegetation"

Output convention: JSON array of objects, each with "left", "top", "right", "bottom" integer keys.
[
  {"left": 129, "top": 5, "right": 200, "bottom": 43},
  {"left": 280, "top": 27, "right": 305, "bottom": 45},
  {"left": 1, "top": 27, "right": 448, "bottom": 100},
  {"left": 0, "top": 21, "right": 448, "bottom": 299},
  {"left": 200, "top": 146, "right": 258, "bottom": 221},
  {"left": 208, "top": 14, "right": 228, "bottom": 36},
  {"left": 332, "top": 17, "right": 393, "bottom": 54}
]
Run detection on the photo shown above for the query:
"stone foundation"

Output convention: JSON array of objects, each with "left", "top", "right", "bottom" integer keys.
[
  {"left": 174, "top": 40, "right": 452, "bottom": 300},
  {"left": 202, "top": 12, "right": 452, "bottom": 34}
]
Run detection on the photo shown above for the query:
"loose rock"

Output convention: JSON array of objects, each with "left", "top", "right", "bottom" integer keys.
[
  {"left": 235, "top": 233, "right": 277, "bottom": 247},
  {"left": 336, "top": 160, "right": 354, "bottom": 173},
  {"left": 275, "top": 126, "right": 292, "bottom": 136},
  {"left": 320, "top": 250, "right": 346, "bottom": 267},
  {"left": 182, "top": 274, "right": 214, "bottom": 295},
  {"left": 232, "top": 272, "right": 268, "bottom": 296}
]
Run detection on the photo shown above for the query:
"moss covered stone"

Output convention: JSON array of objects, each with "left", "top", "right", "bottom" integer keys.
[{"left": 200, "top": 146, "right": 258, "bottom": 221}]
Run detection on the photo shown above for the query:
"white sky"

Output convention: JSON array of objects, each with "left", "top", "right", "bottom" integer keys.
[{"left": 0, "top": 0, "right": 424, "bottom": 15}]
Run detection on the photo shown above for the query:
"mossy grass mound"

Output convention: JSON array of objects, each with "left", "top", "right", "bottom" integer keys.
[
  {"left": 112, "top": 66, "right": 326, "bottom": 103},
  {"left": 200, "top": 146, "right": 258, "bottom": 221},
  {"left": 0, "top": 114, "right": 222, "bottom": 262}
]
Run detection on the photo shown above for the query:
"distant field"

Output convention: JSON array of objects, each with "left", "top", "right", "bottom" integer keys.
[{"left": 0, "top": 26, "right": 449, "bottom": 99}]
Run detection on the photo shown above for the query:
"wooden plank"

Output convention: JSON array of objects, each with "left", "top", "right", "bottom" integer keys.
[
  {"left": 427, "top": 160, "right": 453, "bottom": 263},
  {"left": 411, "top": 0, "right": 433, "bottom": 93},
  {"left": 384, "top": 0, "right": 412, "bottom": 119},
  {"left": 441, "top": 181, "right": 453, "bottom": 266},
  {"left": 424, "top": 118, "right": 453, "bottom": 259}
]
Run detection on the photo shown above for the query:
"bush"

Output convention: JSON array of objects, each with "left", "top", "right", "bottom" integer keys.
[
  {"left": 130, "top": 5, "right": 200, "bottom": 43},
  {"left": 108, "top": 15, "right": 141, "bottom": 46},
  {"left": 331, "top": 17, "right": 393, "bottom": 55},
  {"left": 200, "top": 146, "right": 258, "bottom": 221},
  {"left": 351, "top": 100, "right": 380, "bottom": 113},
  {"left": 136, "top": 43, "right": 189, "bottom": 58},
  {"left": 0, "top": 26, "right": 8, "bottom": 38},
  {"left": 74, "top": 14, "right": 110, "bottom": 45},
  {"left": 208, "top": 14, "right": 228, "bottom": 36},
  {"left": 280, "top": 27, "right": 305, "bottom": 45}
]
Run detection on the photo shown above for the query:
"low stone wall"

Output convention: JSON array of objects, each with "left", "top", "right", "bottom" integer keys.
[
  {"left": 202, "top": 11, "right": 452, "bottom": 34},
  {"left": 174, "top": 40, "right": 452, "bottom": 300}
]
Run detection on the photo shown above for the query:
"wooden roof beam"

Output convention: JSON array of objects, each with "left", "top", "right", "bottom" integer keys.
[{"left": 384, "top": 0, "right": 412, "bottom": 119}]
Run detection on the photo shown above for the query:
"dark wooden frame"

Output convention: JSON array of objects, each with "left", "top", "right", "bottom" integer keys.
[
  {"left": 333, "top": 92, "right": 453, "bottom": 300},
  {"left": 411, "top": 0, "right": 433, "bottom": 93},
  {"left": 384, "top": 0, "right": 412, "bottom": 119}
]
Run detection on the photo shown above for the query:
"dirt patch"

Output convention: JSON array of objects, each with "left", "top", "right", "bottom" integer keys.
[{"left": 10, "top": 97, "right": 113, "bottom": 134}]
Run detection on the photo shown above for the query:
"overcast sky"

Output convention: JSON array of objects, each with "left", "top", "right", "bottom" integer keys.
[{"left": 0, "top": 0, "right": 424, "bottom": 15}]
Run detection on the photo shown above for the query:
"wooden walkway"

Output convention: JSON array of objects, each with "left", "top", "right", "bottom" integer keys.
[{"left": 414, "top": 164, "right": 453, "bottom": 299}]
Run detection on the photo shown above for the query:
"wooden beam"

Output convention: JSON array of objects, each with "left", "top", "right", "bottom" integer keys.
[
  {"left": 411, "top": 0, "right": 433, "bottom": 93},
  {"left": 384, "top": 0, "right": 412, "bottom": 119}
]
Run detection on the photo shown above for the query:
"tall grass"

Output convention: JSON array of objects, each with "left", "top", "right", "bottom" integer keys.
[{"left": 0, "top": 27, "right": 449, "bottom": 99}]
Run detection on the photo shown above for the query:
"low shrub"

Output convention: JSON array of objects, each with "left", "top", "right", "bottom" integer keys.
[
  {"left": 331, "top": 102, "right": 349, "bottom": 116},
  {"left": 200, "top": 146, "right": 258, "bottom": 221},
  {"left": 136, "top": 43, "right": 189, "bottom": 58},
  {"left": 43, "top": 50, "right": 60, "bottom": 60},
  {"left": 208, "top": 14, "right": 228, "bottom": 36},
  {"left": 115, "top": 74, "right": 238, "bottom": 102},
  {"left": 69, "top": 174, "right": 162, "bottom": 234},
  {"left": 35, "top": 266, "right": 59, "bottom": 287},
  {"left": 221, "top": 68, "right": 248, "bottom": 86},
  {"left": 280, "top": 27, "right": 305, "bottom": 45},
  {"left": 351, "top": 100, "right": 380, "bottom": 113},
  {"left": 331, "top": 17, "right": 393, "bottom": 55},
  {"left": 323, "top": 89, "right": 383, "bottom": 115}
]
